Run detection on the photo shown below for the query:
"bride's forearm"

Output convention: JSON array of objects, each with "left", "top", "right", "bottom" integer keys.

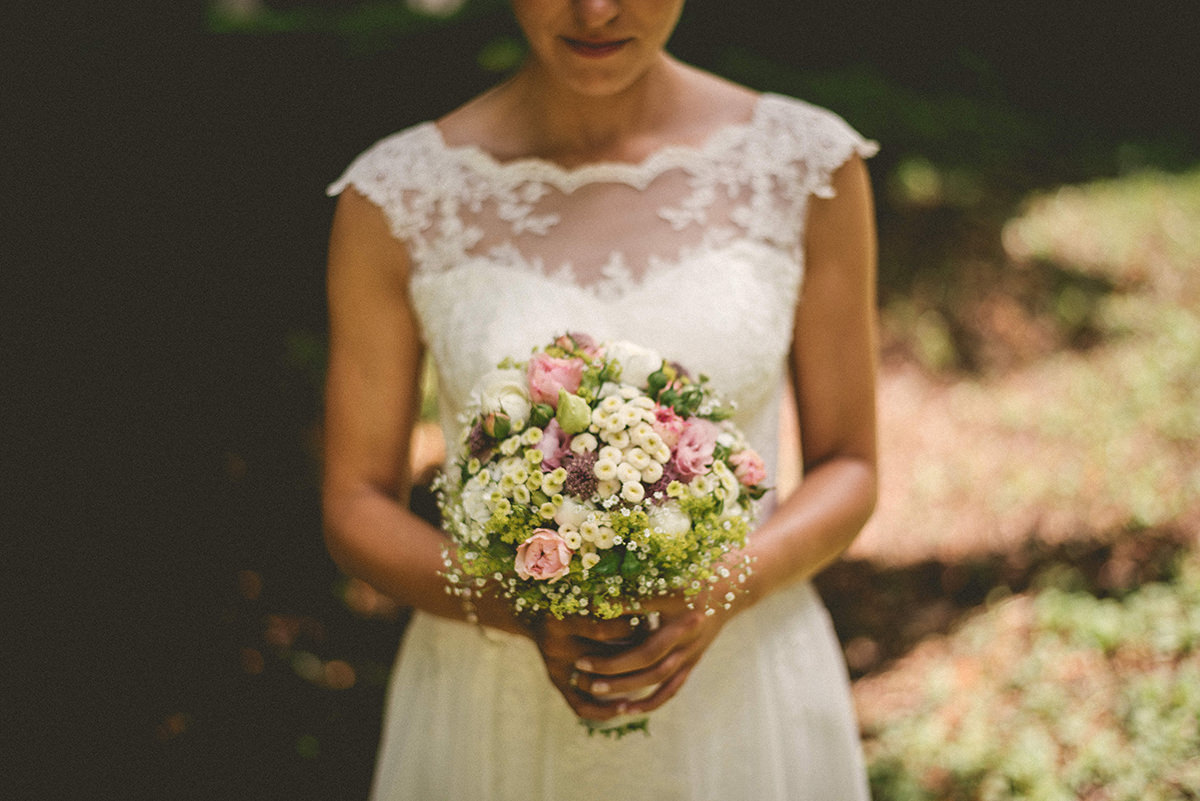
[
  {"left": 740, "top": 455, "right": 876, "bottom": 605},
  {"left": 322, "top": 484, "right": 529, "bottom": 636}
]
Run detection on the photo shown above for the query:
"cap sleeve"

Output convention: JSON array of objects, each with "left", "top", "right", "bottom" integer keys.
[
  {"left": 325, "top": 123, "right": 445, "bottom": 244},
  {"left": 757, "top": 93, "right": 878, "bottom": 201}
]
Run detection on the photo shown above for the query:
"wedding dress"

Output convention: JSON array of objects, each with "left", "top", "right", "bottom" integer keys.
[{"left": 328, "top": 92, "right": 877, "bottom": 801}]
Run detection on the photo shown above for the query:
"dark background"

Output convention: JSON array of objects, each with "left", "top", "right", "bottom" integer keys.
[{"left": 9, "top": 1, "right": 1197, "bottom": 798}]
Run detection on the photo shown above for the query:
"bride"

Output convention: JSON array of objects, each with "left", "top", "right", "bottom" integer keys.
[{"left": 323, "top": 1, "right": 879, "bottom": 798}]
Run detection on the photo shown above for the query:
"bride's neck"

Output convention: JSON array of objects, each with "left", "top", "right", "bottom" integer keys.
[{"left": 503, "top": 56, "right": 686, "bottom": 165}]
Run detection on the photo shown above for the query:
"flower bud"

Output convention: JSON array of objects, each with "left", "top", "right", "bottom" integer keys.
[
  {"left": 482, "top": 412, "right": 511, "bottom": 440},
  {"left": 556, "top": 388, "right": 592, "bottom": 435}
]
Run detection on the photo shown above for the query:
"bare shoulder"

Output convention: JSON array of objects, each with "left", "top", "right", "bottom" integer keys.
[
  {"left": 671, "top": 61, "right": 761, "bottom": 131},
  {"left": 810, "top": 154, "right": 874, "bottom": 227},
  {"left": 332, "top": 186, "right": 393, "bottom": 243},
  {"left": 435, "top": 83, "right": 519, "bottom": 153},
  {"left": 329, "top": 187, "right": 411, "bottom": 286}
]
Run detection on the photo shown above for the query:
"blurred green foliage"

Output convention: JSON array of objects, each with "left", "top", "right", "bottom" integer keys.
[
  {"left": 872, "top": 168, "right": 1200, "bottom": 562},
  {"left": 208, "top": 0, "right": 511, "bottom": 54},
  {"left": 865, "top": 554, "right": 1200, "bottom": 801},
  {"left": 863, "top": 168, "right": 1200, "bottom": 800}
]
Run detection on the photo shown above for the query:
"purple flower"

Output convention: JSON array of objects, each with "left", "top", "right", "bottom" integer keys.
[
  {"left": 563, "top": 452, "right": 599, "bottom": 499},
  {"left": 536, "top": 419, "right": 571, "bottom": 470},
  {"left": 468, "top": 422, "right": 493, "bottom": 461}
]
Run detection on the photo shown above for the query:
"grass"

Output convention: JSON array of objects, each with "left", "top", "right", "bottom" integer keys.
[
  {"left": 860, "top": 555, "right": 1200, "bottom": 801},
  {"left": 857, "top": 168, "right": 1200, "bottom": 800},
  {"left": 861, "top": 168, "right": 1200, "bottom": 562}
]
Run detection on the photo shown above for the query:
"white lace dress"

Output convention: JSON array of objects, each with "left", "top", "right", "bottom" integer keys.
[{"left": 328, "top": 93, "right": 877, "bottom": 801}]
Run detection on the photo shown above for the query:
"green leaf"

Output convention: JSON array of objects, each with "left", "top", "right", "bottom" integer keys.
[
  {"left": 620, "top": 550, "right": 646, "bottom": 579},
  {"left": 591, "top": 550, "right": 622, "bottom": 576}
]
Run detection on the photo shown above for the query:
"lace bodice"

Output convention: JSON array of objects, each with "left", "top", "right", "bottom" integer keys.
[{"left": 328, "top": 93, "right": 877, "bottom": 489}]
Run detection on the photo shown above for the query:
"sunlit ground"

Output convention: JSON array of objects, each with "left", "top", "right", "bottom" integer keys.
[{"left": 847, "top": 168, "right": 1200, "bottom": 800}]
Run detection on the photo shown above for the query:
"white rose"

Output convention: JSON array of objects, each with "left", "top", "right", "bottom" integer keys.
[
  {"left": 597, "top": 381, "right": 623, "bottom": 400},
  {"left": 461, "top": 482, "right": 490, "bottom": 525},
  {"left": 604, "top": 341, "right": 663, "bottom": 389},
  {"left": 648, "top": 503, "right": 692, "bottom": 538},
  {"left": 554, "top": 497, "right": 592, "bottom": 529},
  {"left": 475, "top": 368, "right": 531, "bottom": 427}
]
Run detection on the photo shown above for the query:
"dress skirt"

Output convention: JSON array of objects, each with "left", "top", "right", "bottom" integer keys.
[{"left": 367, "top": 580, "right": 870, "bottom": 801}]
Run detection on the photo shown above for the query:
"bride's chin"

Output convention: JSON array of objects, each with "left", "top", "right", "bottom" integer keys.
[{"left": 527, "top": 51, "right": 667, "bottom": 100}]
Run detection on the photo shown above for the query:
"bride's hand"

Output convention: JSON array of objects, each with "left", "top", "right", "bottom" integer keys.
[
  {"left": 532, "top": 614, "right": 651, "bottom": 721},
  {"left": 567, "top": 591, "right": 738, "bottom": 718}
]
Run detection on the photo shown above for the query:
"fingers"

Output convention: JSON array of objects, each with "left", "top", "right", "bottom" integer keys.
[
  {"left": 568, "top": 646, "right": 701, "bottom": 718},
  {"left": 622, "top": 655, "right": 698, "bottom": 715},
  {"left": 546, "top": 661, "right": 633, "bottom": 721},
  {"left": 537, "top": 614, "right": 643, "bottom": 652},
  {"left": 536, "top": 604, "right": 725, "bottom": 721},
  {"left": 577, "top": 610, "right": 704, "bottom": 677},
  {"left": 572, "top": 645, "right": 686, "bottom": 701},
  {"left": 535, "top": 614, "right": 655, "bottom": 721}
]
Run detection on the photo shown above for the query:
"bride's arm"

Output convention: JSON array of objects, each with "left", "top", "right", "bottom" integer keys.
[
  {"left": 743, "top": 151, "right": 879, "bottom": 596},
  {"left": 321, "top": 188, "right": 527, "bottom": 636},
  {"left": 568, "top": 154, "right": 879, "bottom": 715}
]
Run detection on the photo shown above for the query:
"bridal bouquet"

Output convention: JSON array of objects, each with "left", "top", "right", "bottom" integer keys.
[{"left": 437, "top": 333, "right": 767, "bottom": 627}]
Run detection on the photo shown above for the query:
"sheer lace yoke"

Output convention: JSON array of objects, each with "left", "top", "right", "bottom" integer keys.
[
  {"left": 425, "top": 91, "right": 773, "bottom": 190},
  {"left": 327, "top": 93, "right": 878, "bottom": 300}
]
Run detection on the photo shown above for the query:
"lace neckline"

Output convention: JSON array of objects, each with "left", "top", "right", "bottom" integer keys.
[{"left": 422, "top": 92, "right": 782, "bottom": 191}]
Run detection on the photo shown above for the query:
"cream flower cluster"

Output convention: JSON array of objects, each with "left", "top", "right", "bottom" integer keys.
[
  {"left": 455, "top": 429, "right": 567, "bottom": 541},
  {"left": 588, "top": 393, "right": 671, "bottom": 504}
]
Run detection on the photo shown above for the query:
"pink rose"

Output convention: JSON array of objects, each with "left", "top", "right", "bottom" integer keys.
[
  {"left": 514, "top": 528, "right": 573, "bottom": 583},
  {"left": 535, "top": 418, "right": 571, "bottom": 470},
  {"left": 527, "top": 353, "right": 585, "bottom": 407},
  {"left": 555, "top": 332, "right": 602, "bottom": 358},
  {"left": 651, "top": 405, "right": 687, "bottom": 448},
  {"left": 673, "top": 418, "right": 720, "bottom": 481},
  {"left": 729, "top": 449, "right": 767, "bottom": 486}
]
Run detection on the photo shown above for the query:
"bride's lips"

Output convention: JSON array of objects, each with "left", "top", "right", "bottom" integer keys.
[{"left": 562, "top": 37, "right": 633, "bottom": 58}]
